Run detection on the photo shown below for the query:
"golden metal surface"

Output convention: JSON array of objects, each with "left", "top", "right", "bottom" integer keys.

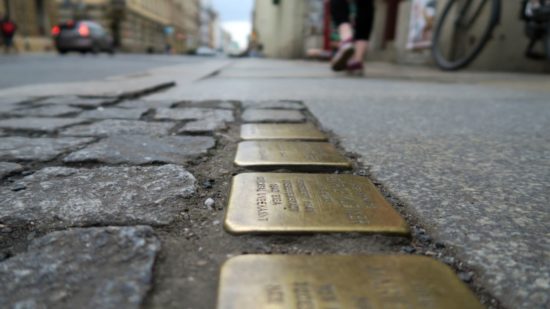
[
  {"left": 234, "top": 141, "right": 352, "bottom": 169},
  {"left": 240, "top": 123, "right": 328, "bottom": 141},
  {"left": 217, "top": 255, "right": 485, "bottom": 309},
  {"left": 225, "top": 173, "right": 409, "bottom": 235}
]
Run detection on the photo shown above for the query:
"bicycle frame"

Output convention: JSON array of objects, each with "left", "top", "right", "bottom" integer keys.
[
  {"left": 432, "top": 0, "right": 501, "bottom": 70},
  {"left": 457, "top": 0, "right": 498, "bottom": 29}
]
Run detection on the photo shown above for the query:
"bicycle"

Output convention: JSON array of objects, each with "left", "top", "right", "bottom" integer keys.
[{"left": 431, "top": 0, "right": 550, "bottom": 71}]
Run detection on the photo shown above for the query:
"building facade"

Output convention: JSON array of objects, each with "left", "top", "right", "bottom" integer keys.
[
  {"left": 181, "top": 0, "right": 201, "bottom": 52},
  {"left": 1, "top": 0, "right": 58, "bottom": 52},
  {"left": 365, "top": 0, "right": 550, "bottom": 72},
  {"left": 199, "top": 0, "right": 219, "bottom": 48},
  {"left": 252, "top": 0, "right": 308, "bottom": 58},
  {"left": 1, "top": 0, "right": 203, "bottom": 54},
  {"left": 57, "top": 0, "right": 174, "bottom": 53},
  {"left": 253, "top": 0, "right": 550, "bottom": 72}
]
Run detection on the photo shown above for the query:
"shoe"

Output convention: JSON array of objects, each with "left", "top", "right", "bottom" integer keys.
[
  {"left": 346, "top": 61, "right": 364, "bottom": 76},
  {"left": 331, "top": 40, "right": 355, "bottom": 72}
]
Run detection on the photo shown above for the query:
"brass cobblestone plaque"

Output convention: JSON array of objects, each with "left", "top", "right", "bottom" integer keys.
[
  {"left": 234, "top": 141, "right": 351, "bottom": 169},
  {"left": 240, "top": 123, "right": 327, "bottom": 141},
  {"left": 217, "top": 255, "right": 485, "bottom": 309},
  {"left": 225, "top": 173, "right": 409, "bottom": 234}
]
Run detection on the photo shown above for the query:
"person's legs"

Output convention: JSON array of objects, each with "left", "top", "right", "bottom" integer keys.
[
  {"left": 330, "top": 0, "right": 355, "bottom": 71},
  {"left": 330, "top": 0, "right": 353, "bottom": 41},
  {"left": 350, "top": 0, "right": 375, "bottom": 64}
]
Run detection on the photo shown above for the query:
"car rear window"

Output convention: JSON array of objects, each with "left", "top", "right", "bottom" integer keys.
[{"left": 60, "top": 23, "right": 77, "bottom": 29}]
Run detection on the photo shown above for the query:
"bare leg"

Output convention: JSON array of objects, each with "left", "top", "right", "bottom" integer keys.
[
  {"left": 338, "top": 23, "right": 354, "bottom": 42},
  {"left": 351, "top": 40, "right": 368, "bottom": 63}
]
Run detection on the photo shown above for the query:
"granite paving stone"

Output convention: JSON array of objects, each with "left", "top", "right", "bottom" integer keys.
[
  {"left": 0, "top": 96, "right": 31, "bottom": 105},
  {"left": 0, "top": 137, "right": 94, "bottom": 161},
  {"left": 177, "top": 119, "right": 227, "bottom": 134},
  {"left": 39, "top": 96, "right": 115, "bottom": 108},
  {"left": 117, "top": 100, "right": 175, "bottom": 109},
  {"left": 0, "top": 117, "right": 87, "bottom": 133},
  {"left": 61, "top": 119, "right": 175, "bottom": 137},
  {"left": 8, "top": 104, "right": 81, "bottom": 117},
  {"left": 242, "top": 100, "right": 305, "bottom": 110},
  {"left": 79, "top": 107, "right": 149, "bottom": 120},
  {"left": 154, "top": 107, "right": 234, "bottom": 122},
  {"left": 64, "top": 135, "right": 215, "bottom": 165},
  {"left": 0, "top": 162, "right": 23, "bottom": 178},
  {"left": 0, "top": 103, "right": 21, "bottom": 114},
  {"left": 173, "top": 100, "right": 236, "bottom": 109},
  {"left": 0, "top": 226, "right": 160, "bottom": 309},
  {"left": 241, "top": 109, "right": 305, "bottom": 123},
  {"left": 0, "top": 165, "right": 196, "bottom": 227}
]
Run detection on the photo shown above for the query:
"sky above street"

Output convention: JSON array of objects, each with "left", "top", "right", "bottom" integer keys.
[{"left": 212, "top": 0, "right": 254, "bottom": 49}]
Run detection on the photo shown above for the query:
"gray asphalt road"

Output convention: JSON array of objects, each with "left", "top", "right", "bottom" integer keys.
[
  {"left": 148, "top": 59, "right": 550, "bottom": 309},
  {"left": 0, "top": 53, "right": 211, "bottom": 89}
]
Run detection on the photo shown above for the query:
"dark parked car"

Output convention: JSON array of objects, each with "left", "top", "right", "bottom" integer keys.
[{"left": 52, "top": 20, "right": 114, "bottom": 54}]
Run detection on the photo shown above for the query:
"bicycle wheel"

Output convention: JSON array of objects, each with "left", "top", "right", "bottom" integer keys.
[{"left": 432, "top": 0, "right": 501, "bottom": 70}]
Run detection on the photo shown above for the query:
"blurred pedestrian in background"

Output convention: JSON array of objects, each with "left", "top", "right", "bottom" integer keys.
[
  {"left": 330, "top": 0, "right": 375, "bottom": 75},
  {"left": 1, "top": 15, "right": 17, "bottom": 54}
]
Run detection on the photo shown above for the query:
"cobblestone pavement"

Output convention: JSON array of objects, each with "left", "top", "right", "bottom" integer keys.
[
  {"left": 0, "top": 93, "right": 229, "bottom": 308},
  {"left": 1, "top": 59, "right": 548, "bottom": 309},
  {"left": 0, "top": 90, "right": 500, "bottom": 309}
]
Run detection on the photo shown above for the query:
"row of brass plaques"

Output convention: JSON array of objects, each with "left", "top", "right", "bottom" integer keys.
[
  {"left": 231, "top": 124, "right": 400, "bottom": 234},
  {"left": 219, "top": 122, "right": 483, "bottom": 308},
  {"left": 217, "top": 255, "right": 485, "bottom": 309}
]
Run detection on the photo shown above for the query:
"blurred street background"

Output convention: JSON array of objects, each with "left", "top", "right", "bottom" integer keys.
[{"left": 1, "top": 0, "right": 549, "bottom": 72}]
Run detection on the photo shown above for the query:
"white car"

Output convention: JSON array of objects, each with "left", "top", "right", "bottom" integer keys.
[{"left": 195, "top": 46, "right": 217, "bottom": 56}]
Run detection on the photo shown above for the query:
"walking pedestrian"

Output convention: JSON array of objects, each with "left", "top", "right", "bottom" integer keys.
[
  {"left": 0, "top": 15, "right": 17, "bottom": 54},
  {"left": 330, "top": 0, "right": 375, "bottom": 75}
]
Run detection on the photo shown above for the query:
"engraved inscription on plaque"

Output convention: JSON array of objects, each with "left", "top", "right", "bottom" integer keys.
[
  {"left": 240, "top": 123, "right": 328, "bottom": 141},
  {"left": 216, "top": 255, "right": 485, "bottom": 309},
  {"left": 225, "top": 173, "right": 409, "bottom": 234},
  {"left": 234, "top": 141, "right": 352, "bottom": 169}
]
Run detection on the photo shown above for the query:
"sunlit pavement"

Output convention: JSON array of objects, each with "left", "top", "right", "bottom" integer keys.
[{"left": 0, "top": 58, "right": 548, "bottom": 308}]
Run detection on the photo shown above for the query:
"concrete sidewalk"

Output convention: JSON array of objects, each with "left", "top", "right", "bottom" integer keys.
[{"left": 0, "top": 58, "right": 548, "bottom": 309}]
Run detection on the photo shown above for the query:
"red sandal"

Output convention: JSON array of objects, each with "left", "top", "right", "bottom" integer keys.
[{"left": 346, "top": 61, "right": 364, "bottom": 76}]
